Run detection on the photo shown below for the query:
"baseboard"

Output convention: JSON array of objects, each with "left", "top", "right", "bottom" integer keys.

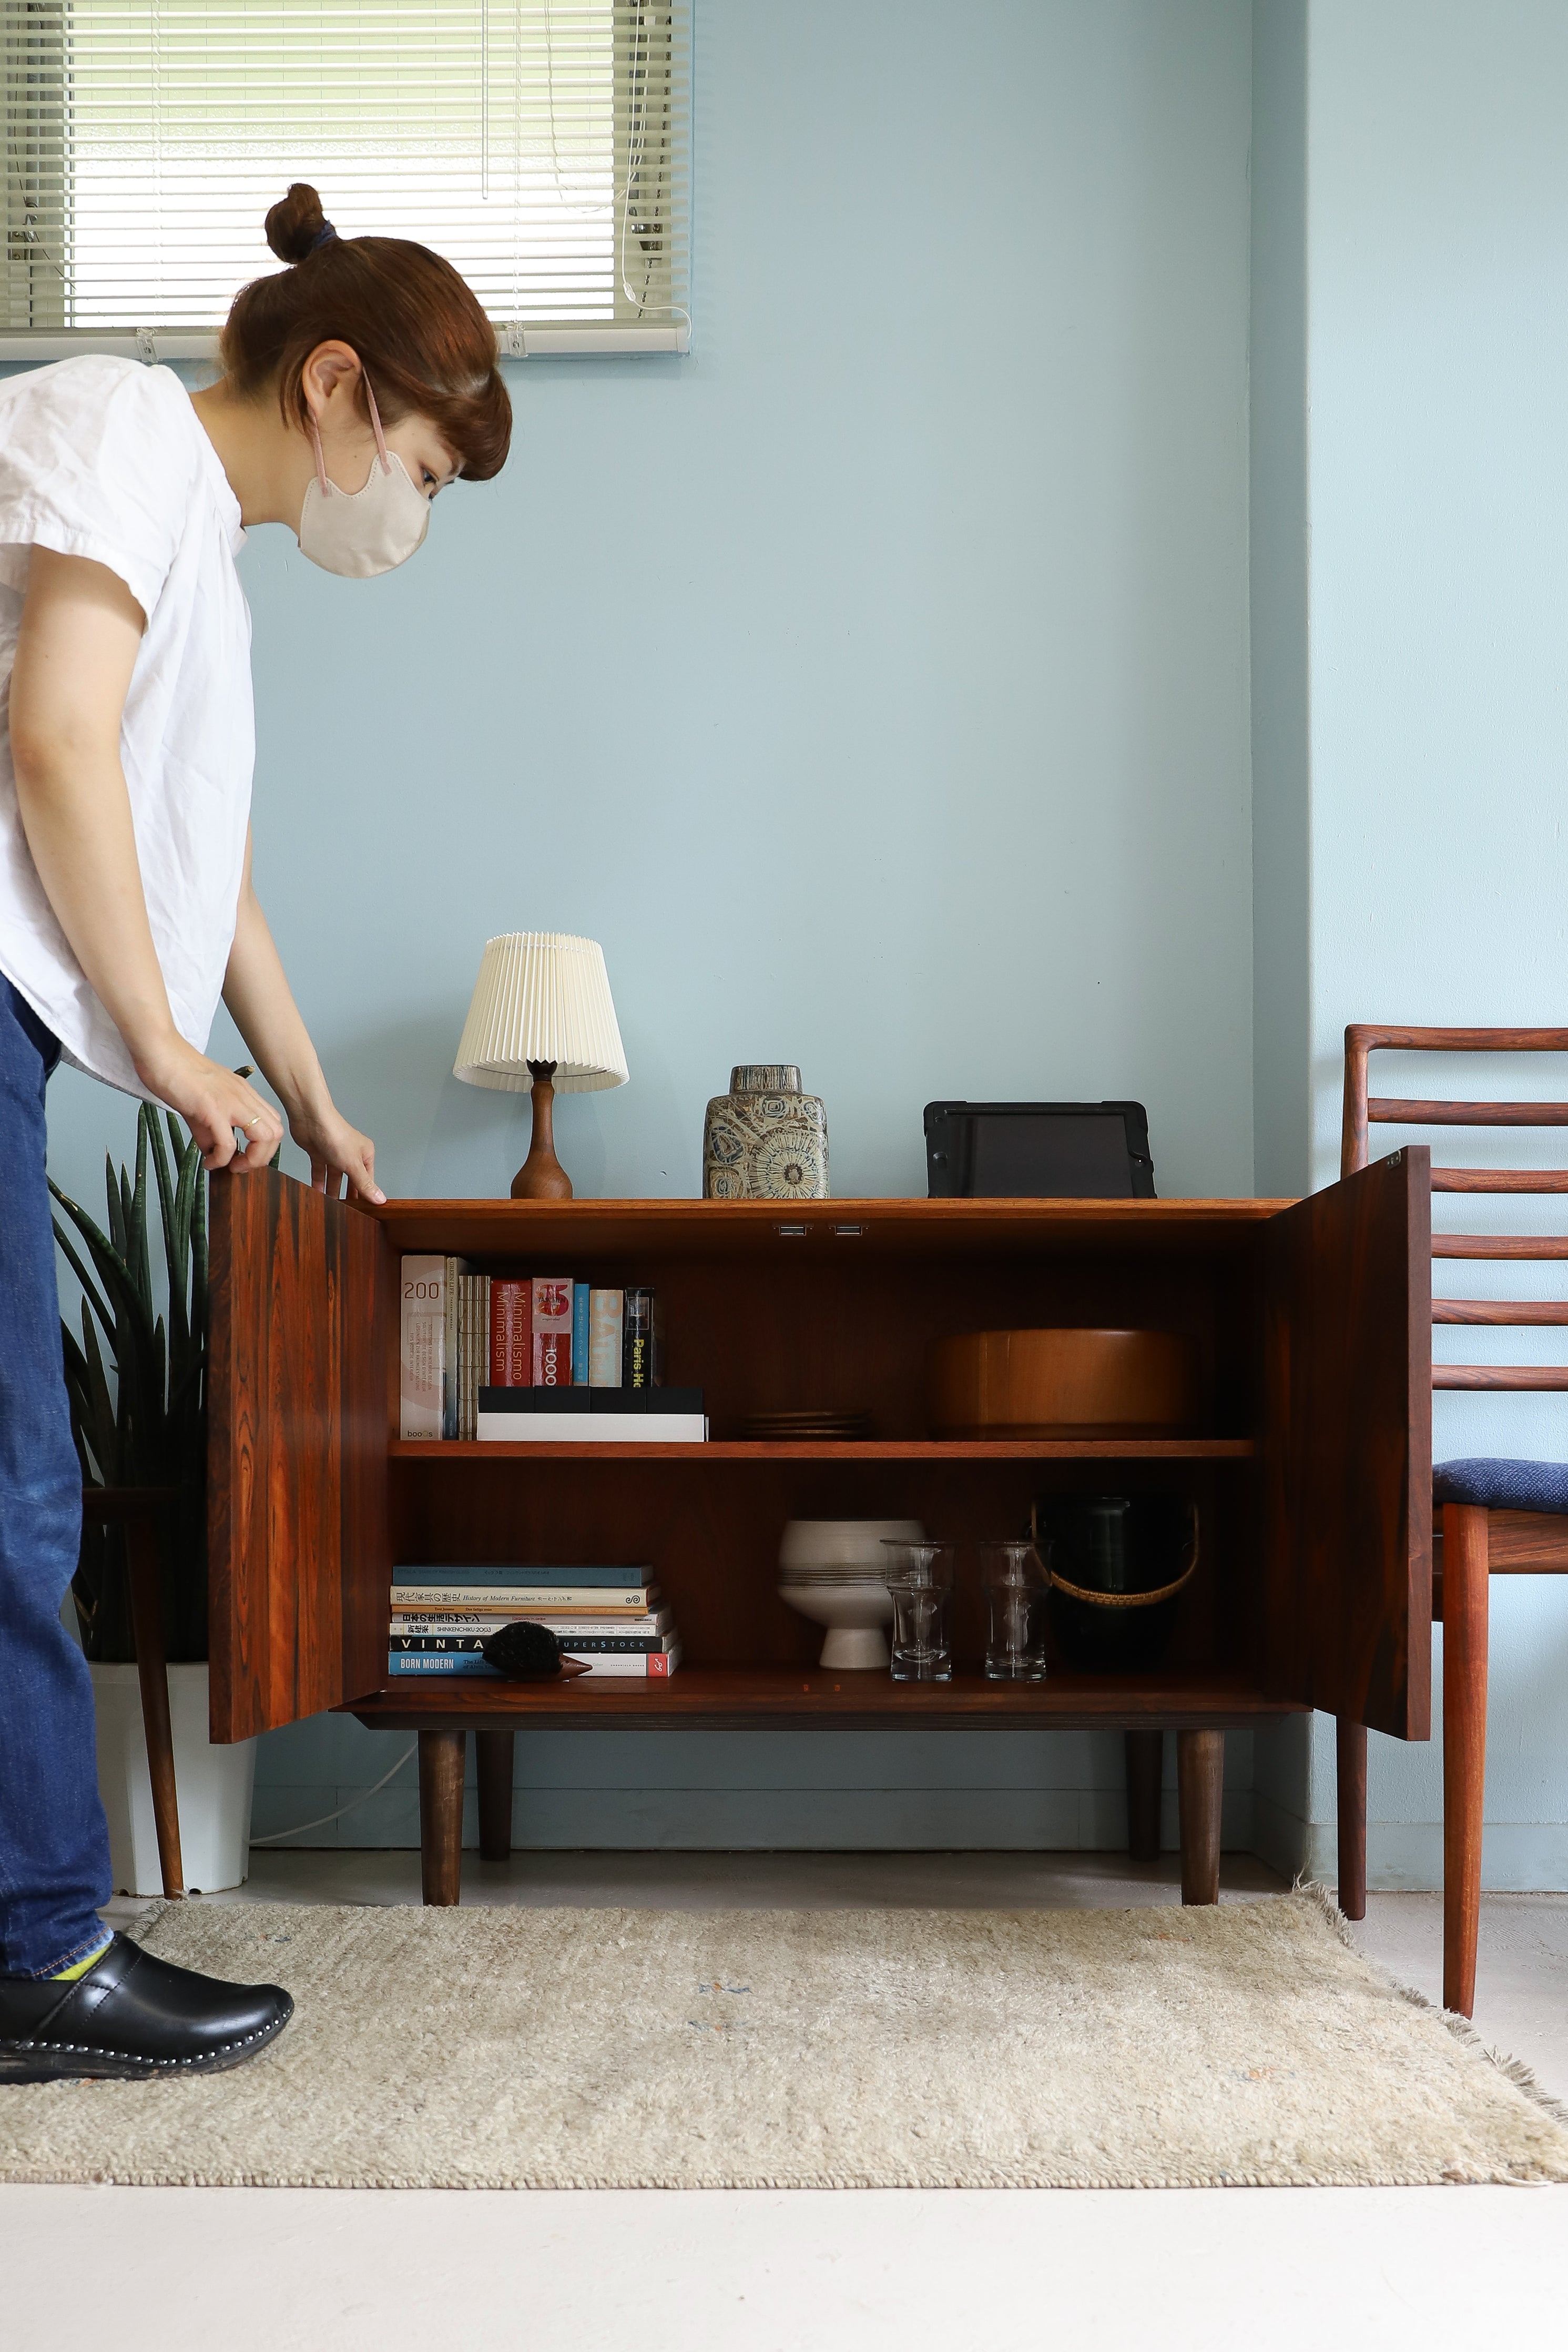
[
  {"left": 1257, "top": 1813, "right": 1568, "bottom": 1894},
  {"left": 1250, "top": 1789, "right": 1311, "bottom": 1884},
  {"left": 252, "top": 1721, "right": 1261, "bottom": 1853},
  {"left": 250, "top": 1781, "right": 1257, "bottom": 1853}
]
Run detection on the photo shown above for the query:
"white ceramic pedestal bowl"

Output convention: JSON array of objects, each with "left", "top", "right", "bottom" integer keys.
[
  {"left": 776, "top": 1575, "right": 894, "bottom": 1669},
  {"left": 777, "top": 1518, "right": 924, "bottom": 1671}
]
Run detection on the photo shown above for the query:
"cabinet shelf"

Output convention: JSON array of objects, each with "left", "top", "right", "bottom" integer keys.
[
  {"left": 388, "top": 1436, "right": 1259, "bottom": 1463},
  {"left": 345, "top": 1665, "right": 1299, "bottom": 1732}
]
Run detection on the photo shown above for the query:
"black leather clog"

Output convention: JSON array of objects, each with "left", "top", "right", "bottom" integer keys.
[{"left": 0, "top": 1932, "right": 293, "bottom": 2082}]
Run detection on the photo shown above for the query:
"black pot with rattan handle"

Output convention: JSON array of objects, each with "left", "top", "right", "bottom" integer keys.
[{"left": 1031, "top": 1494, "right": 1198, "bottom": 1672}]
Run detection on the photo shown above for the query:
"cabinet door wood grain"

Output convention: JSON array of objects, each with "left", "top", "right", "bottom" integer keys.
[
  {"left": 1262, "top": 1148, "right": 1432, "bottom": 1738},
  {"left": 207, "top": 1170, "right": 388, "bottom": 1739}
]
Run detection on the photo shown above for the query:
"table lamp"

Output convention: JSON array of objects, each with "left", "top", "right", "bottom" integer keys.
[{"left": 453, "top": 932, "right": 629, "bottom": 1199}]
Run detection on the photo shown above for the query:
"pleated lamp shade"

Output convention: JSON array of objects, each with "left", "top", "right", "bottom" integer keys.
[{"left": 453, "top": 933, "right": 629, "bottom": 1094}]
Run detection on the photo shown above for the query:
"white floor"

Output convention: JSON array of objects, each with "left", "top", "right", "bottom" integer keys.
[{"left": 6, "top": 1850, "right": 1567, "bottom": 2351}]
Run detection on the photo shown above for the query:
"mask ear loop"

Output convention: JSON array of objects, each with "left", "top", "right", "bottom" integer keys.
[
  {"left": 306, "top": 370, "right": 393, "bottom": 494},
  {"left": 362, "top": 375, "right": 393, "bottom": 477}
]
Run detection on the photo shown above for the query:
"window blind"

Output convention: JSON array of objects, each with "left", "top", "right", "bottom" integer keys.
[{"left": 2, "top": 1, "right": 688, "bottom": 357}]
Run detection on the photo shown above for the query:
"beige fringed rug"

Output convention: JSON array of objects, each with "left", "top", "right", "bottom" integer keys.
[{"left": 3, "top": 1890, "right": 1566, "bottom": 2188}]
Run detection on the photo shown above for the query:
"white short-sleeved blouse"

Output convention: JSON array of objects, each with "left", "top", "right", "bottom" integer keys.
[{"left": 0, "top": 354, "right": 253, "bottom": 1096}]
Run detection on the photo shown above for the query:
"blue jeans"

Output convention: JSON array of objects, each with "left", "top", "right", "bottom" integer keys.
[{"left": 0, "top": 976, "right": 111, "bottom": 1974}]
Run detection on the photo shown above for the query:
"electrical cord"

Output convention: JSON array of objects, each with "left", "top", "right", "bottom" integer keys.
[{"left": 250, "top": 1740, "right": 419, "bottom": 1846}]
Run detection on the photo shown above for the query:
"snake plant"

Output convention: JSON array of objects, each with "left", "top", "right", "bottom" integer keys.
[{"left": 51, "top": 1104, "right": 209, "bottom": 1664}]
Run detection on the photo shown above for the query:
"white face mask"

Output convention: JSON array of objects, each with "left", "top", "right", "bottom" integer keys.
[{"left": 298, "top": 376, "right": 431, "bottom": 578}]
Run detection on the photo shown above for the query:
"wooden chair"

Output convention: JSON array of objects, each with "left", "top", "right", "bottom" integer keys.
[
  {"left": 1337, "top": 1025, "right": 1568, "bottom": 2015},
  {"left": 81, "top": 1486, "right": 185, "bottom": 1900}
]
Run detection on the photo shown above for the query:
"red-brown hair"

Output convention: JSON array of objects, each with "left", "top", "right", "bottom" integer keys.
[{"left": 219, "top": 183, "right": 511, "bottom": 480}]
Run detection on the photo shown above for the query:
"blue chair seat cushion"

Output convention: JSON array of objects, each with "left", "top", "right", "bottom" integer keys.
[{"left": 1433, "top": 1458, "right": 1568, "bottom": 1513}]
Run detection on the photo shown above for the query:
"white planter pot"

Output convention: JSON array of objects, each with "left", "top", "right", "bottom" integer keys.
[{"left": 90, "top": 1660, "right": 257, "bottom": 1897}]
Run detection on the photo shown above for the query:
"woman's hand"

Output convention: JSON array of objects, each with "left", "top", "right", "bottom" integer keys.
[
  {"left": 134, "top": 1036, "right": 284, "bottom": 1173},
  {"left": 289, "top": 1102, "right": 386, "bottom": 1203}
]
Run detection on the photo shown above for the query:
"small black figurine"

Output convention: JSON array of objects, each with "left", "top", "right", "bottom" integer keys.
[{"left": 480, "top": 1620, "right": 592, "bottom": 1679}]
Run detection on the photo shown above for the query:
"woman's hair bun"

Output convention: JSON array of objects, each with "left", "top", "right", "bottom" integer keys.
[{"left": 265, "top": 183, "right": 330, "bottom": 265}]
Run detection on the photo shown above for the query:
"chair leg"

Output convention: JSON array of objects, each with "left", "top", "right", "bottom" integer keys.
[
  {"left": 1124, "top": 1729, "right": 1163, "bottom": 1864},
  {"left": 1443, "top": 1503, "right": 1489, "bottom": 2017},
  {"left": 1177, "top": 1729, "right": 1224, "bottom": 1904},
  {"left": 125, "top": 1517, "right": 184, "bottom": 1900},
  {"left": 1336, "top": 1719, "right": 1368, "bottom": 1920},
  {"left": 475, "top": 1730, "right": 515, "bottom": 1861},
  {"left": 419, "top": 1730, "right": 466, "bottom": 1906}
]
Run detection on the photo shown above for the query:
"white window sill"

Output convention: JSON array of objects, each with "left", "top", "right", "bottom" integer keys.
[{"left": 0, "top": 323, "right": 689, "bottom": 364}]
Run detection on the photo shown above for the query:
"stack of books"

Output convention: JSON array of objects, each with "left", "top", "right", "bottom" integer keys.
[
  {"left": 400, "top": 1261, "right": 673, "bottom": 1439},
  {"left": 387, "top": 1565, "right": 681, "bottom": 1679}
]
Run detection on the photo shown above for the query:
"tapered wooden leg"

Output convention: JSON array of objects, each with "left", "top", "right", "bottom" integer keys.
[
  {"left": 1177, "top": 1729, "right": 1223, "bottom": 1904},
  {"left": 419, "top": 1730, "right": 466, "bottom": 1906},
  {"left": 1124, "top": 1729, "right": 1163, "bottom": 1864},
  {"left": 1336, "top": 1719, "right": 1368, "bottom": 1921},
  {"left": 125, "top": 1517, "right": 184, "bottom": 1900},
  {"left": 1443, "top": 1503, "right": 1489, "bottom": 2017},
  {"left": 475, "top": 1730, "right": 515, "bottom": 1861}
]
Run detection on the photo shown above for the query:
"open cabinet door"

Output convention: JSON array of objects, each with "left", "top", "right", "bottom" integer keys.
[
  {"left": 207, "top": 1169, "right": 388, "bottom": 1740},
  {"left": 1262, "top": 1147, "right": 1432, "bottom": 1739}
]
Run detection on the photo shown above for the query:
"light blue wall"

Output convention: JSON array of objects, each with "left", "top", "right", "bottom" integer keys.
[
  {"left": 1246, "top": 0, "right": 1312, "bottom": 1878},
  {"left": 1248, "top": 0, "right": 1309, "bottom": 1204},
  {"left": 1272, "top": 0, "right": 1568, "bottom": 1888},
  {"left": 43, "top": 0, "right": 1259, "bottom": 1851},
  {"left": 66, "top": 3, "right": 1568, "bottom": 1888}
]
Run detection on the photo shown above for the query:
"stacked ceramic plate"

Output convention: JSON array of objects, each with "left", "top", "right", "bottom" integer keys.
[
  {"left": 740, "top": 1408, "right": 873, "bottom": 1442},
  {"left": 777, "top": 1518, "right": 923, "bottom": 1669}
]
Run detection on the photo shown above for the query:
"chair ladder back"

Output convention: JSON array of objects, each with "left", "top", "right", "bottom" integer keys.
[{"left": 1342, "top": 1025, "right": 1568, "bottom": 1392}]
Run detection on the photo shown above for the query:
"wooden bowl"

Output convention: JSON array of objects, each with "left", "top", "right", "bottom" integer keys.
[{"left": 926, "top": 1328, "right": 1197, "bottom": 1439}]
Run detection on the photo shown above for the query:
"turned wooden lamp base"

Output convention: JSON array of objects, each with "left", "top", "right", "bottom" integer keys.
[{"left": 510, "top": 1061, "right": 573, "bottom": 1200}]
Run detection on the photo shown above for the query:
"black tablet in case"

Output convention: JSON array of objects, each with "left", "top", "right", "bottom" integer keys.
[{"left": 923, "top": 1100, "right": 1156, "bottom": 1199}]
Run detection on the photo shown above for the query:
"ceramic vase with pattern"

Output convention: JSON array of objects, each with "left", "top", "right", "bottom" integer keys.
[{"left": 702, "top": 1065, "right": 830, "bottom": 1201}]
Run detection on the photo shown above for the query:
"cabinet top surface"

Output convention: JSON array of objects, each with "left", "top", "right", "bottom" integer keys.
[{"left": 364, "top": 1194, "right": 1295, "bottom": 1259}]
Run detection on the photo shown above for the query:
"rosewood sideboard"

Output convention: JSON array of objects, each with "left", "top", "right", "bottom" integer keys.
[{"left": 205, "top": 1159, "right": 1433, "bottom": 1903}]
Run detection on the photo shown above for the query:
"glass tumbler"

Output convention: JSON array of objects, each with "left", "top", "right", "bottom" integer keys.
[
  {"left": 879, "top": 1539, "right": 958, "bottom": 1681},
  {"left": 979, "top": 1540, "right": 1048, "bottom": 1681}
]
